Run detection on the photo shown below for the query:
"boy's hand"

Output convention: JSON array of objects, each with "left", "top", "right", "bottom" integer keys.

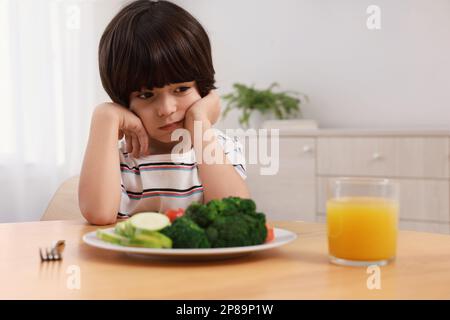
[
  {"left": 184, "top": 90, "right": 221, "bottom": 130},
  {"left": 95, "top": 103, "right": 150, "bottom": 158}
]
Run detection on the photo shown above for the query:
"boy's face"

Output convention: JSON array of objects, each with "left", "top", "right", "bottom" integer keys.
[{"left": 129, "top": 81, "right": 201, "bottom": 143}]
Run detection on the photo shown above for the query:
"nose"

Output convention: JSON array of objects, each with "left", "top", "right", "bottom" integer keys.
[{"left": 157, "top": 94, "right": 177, "bottom": 117}]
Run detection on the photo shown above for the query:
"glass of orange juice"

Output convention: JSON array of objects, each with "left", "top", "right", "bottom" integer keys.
[{"left": 327, "top": 178, "right": 399, "bottom": 267}]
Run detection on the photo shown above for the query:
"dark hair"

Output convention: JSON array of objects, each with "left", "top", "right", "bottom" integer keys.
[{"left": 98, "top": 0, "right": 216, "bottom": 107}]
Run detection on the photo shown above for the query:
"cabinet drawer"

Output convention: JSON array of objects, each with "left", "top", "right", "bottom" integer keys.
[
  {"left": 317, "top": 137, "right": 449, "bottom": 178},
  {"left": 316, "top": 177, "right": 450, "bottom": 223},
  {"left": 317, "top": 137, "right": 396, "bottom": 177},
  {"left": 246, "top": 137, "right": 316, "bottom": 221}
]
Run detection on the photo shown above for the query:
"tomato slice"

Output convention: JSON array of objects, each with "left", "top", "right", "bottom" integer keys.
[
  {"left": 265, "top": 223, "right": 274, "bottom": 243},
  {"left": 165, "top": 208, "right": 185, "bottom": 222}
]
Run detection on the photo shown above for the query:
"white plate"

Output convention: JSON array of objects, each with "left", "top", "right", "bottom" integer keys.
[{"left": 82, "top": 227, "right": 297, "bottom": 260}]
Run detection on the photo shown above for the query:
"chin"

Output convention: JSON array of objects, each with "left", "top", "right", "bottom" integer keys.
[
  {"left": 158, "top": 137, "right": 173, "bottom": 144},
  {"left": 156, "top": 134, "right": 180, "bottom": 144}
]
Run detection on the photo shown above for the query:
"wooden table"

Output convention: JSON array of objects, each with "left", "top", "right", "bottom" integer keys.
[{"left": 1, "top": 220, "right": 450, "bottom": 299}]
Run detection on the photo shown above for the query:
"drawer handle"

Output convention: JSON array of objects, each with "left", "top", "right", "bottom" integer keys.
[
  {"left": 302, "top": 145, "right": 313, "bottom": 153},
  {"left": 372, "top": 152, "right": 382, "bottom": 160}
]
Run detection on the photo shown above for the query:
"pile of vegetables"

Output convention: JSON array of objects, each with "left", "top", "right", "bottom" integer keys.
[
  {"left": 96, "top": 212, "right": 173, "bottom": 248},
  {"left": 96, "top": 197, "right": 275, "bottom": 249}
]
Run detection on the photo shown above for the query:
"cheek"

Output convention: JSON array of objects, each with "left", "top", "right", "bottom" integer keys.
[
  {"left": 144, "top": 114, "right": 160, "bottom": 131},
  {"left": 180, "top": 92, "right": 202, "bottom": 113},
  {"left": 132, "top": 109, "right": 157, "bottom": 131}
]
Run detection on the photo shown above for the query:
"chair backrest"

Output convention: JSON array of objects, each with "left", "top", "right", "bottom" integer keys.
[{"left": 41, "top": 175, "right": 83, "bottom": 221}]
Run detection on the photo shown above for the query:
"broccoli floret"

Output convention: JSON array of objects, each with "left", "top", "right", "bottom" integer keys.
[
  {"left": 206, "top": 199, "right": 227, "bottom": 216},
  {"left": 220, "top": 197, "right": 257, "bottom": 216},
  {"left": 220, "top": 197, "right": 241, "bottom": 215},
  {"left": 237, "top": 198, "right": 257, "bottom": 215},
  {"left": 160, "top": 216, "right": 211, "bottom": 248},
  {"left": 185, "top": 201, "right": 217, "bottom": 228},
  {"left": 164, "top": 197, "right": 267, "bottom": 249},
  {"left": 205, "top": 209, "right": 267, "bottom": 248}
]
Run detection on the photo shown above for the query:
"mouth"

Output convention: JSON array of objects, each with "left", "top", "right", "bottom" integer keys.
[{"left": 158, "top": 119, "right": 184, "bottom": 131}]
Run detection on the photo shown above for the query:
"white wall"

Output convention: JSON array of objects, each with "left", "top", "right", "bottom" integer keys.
[
  {"left": 0, "top": 0, "right": 124, "bottom": 223},
  {"left": 174, "top": 0, "right": 450, "bottom": 129}
]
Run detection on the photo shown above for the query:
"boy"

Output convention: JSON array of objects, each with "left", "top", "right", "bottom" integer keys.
[{"left": 79, "top": 0, "right": 249, "bottom": 225}]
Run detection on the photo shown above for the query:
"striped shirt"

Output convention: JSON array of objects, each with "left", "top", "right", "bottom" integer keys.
[{"left": 118, "top": 131, "right": 246, "bottom": 218}]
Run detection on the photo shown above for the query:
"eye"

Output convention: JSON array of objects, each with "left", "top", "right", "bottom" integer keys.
[
  {"left": 137, "top": 92, "right": 153, "bottom": 99},
  {"left": 174, "top": 86, "right": 191, "bottom": 94}
]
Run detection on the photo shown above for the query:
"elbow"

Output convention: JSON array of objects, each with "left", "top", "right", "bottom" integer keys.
[
  {"left": 79, "top": 204, "right": 117, "bottom": 226},
  {"left": 86, "top": 215, "right": 117, "bottom": 226}
]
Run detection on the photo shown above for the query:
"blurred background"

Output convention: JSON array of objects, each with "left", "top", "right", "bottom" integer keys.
[{"left": 1, "top": 0, "right": 450, "bottom": 223}]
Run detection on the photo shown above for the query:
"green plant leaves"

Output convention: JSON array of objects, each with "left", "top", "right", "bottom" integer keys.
[{"left": 221, "top": 82, "right": 307, "bottom": 128}]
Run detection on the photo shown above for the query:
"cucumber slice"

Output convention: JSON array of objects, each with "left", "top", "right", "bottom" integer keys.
[
  {"left": 114, "top": 221, "right": 126, "bottom": 236},
  {"left": 129, "top": 212, "right": 170, "bottom": 233},
  {"left": 123, "top": 232, "right": 172, "bottom": 249},
  {"left": 97, "top": 214, "right": 172, "bottom": 249},
  {"left": 96, "top": 229, "right": 128, "bottom": 245},
  {"left": 115, "top": 221, "right": 134, "bottom": 238},
  {"left": 135, "top": 231, "right": 172, "bottom": 248}
]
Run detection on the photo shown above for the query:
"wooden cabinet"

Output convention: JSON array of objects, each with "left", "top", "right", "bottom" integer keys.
[
  {"left": 317, "top": 137, "right": 449, "bottom": 178},
  {"left": 317, "top": 137, "right": 397, "bottom": 177},
  {"left": 245, "top": 130, "right": 450, "bottom": 234}
]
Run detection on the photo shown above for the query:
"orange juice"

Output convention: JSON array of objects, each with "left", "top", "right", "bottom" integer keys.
[{"left": 327, "top": 196, "right": 398, "bottom": 262}]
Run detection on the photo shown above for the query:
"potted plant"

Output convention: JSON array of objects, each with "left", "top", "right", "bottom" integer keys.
[{"left": 221, "top": 82, "right": 313, "bottom": 129}]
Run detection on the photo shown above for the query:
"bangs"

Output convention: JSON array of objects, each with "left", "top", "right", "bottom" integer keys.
[{"left": 130, "top": 25, "right": 198, "bottom": 92}]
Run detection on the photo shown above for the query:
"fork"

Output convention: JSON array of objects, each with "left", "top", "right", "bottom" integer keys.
[{"left": 39, "top": 240, "right": 65, "bottom": 262}]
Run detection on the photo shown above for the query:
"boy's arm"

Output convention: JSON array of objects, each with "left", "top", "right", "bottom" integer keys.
[
  {"left": 79, "top": 103, "right": 149, "bottom": 225},
  {"left": 185, "top": 115, "right": 251, "bottom": 203},
  {"left": 203, "top": 90, "right": 221, "bottom": 125},
  {"left": 78, "top": 104, "right": 122, "bottom": 225},
  {"left": 197, "top": 90, "right": 220, "bottom": 129},
  {"left": 184, "top": 90, "right": 250, "bottom": 202}
]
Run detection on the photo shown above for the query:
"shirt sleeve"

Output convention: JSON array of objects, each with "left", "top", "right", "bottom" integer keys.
[
  {"left": 117, "top": 139, "right": 134, "bottom": 217},
  {"left": 117, "top": 175, "right": 131, "bottom": 219},
  {"left": 215, "top": 131, "right": 247, "bottom": 180}
]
